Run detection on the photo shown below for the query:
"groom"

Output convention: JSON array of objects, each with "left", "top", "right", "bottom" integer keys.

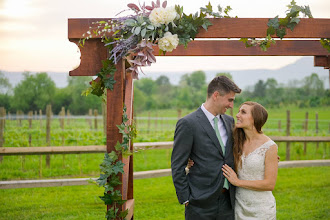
[{"left": 171, "top": 75, "right": 241, "bottom": 220}]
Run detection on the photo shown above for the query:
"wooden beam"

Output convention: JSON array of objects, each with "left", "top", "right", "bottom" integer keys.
[
  {"left": 68, "top": 40, "right": 329, "bottom": 76},
  {"left": 68, "top": 18, "right": 330, "bottom": 39},
  {"left": 1, "top": 137, "right": 329, "bottom": 156},
  {"left": 153, "top": 40, "right": 329, "bottom": 56},
  {"left": 314, "top": 55, "right": 330, "bottom": 68}
]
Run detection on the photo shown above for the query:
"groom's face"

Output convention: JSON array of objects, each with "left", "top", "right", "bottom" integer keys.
[{"left": 215, "top": 91, "right": 235, "bottom": 115}]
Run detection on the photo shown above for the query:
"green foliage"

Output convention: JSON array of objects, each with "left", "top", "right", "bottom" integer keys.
[
  {"left": 95, "top": 105, "right": 135, "bottom": 220},
  {"left": 0, "top": 167, "right": 329, "bottom": 219},
  {"left": 11, "top": 72, "right": 56, "bottom": 112},
  {"left": 320, "top": 38, "right": 330, "bottom": 52},
  {"left": 241, "top": 1, "right": 313, "bottom": 51}
]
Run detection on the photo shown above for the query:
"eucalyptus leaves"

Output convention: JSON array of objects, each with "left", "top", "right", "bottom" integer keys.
[{"left": 81, "top": 0, "right": 231, "bottom": 97}]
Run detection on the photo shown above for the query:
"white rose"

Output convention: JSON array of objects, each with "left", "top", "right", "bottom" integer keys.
[
  {"left": 149, "top": 7, "right": 178, "bottom": 27},
  {"left": 158, "top": 32, "right": 179, "bottom": 52}
]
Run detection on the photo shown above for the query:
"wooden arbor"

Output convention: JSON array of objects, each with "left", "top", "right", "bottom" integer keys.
[{"left": 68, "top": 18, "right": 330, "bottom": 219}]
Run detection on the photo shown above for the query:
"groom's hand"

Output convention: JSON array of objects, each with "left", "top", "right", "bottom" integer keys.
[{"left": 185, "top": 202, "right": 189, "bottom": 207}]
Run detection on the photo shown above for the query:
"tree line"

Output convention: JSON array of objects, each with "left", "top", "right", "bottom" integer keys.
[{"left": 0, "top": 71, "right": 328, "bottom": 115}]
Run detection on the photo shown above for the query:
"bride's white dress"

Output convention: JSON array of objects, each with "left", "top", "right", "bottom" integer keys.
[{"left": 235, "top": 140, "right": 277, "bottom": 220}]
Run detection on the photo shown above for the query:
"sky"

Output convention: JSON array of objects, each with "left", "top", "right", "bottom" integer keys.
[{"left": 0, "top": 0, "right": 329, "bottom": 75}]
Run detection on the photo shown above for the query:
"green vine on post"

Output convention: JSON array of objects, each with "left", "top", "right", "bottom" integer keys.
[
  {"left": 240, "top": 0, "right": 313, "bottom": 51},
  {"left": 320, "top": 38, "right": 330, "bottom": 52},
  {"left": 96, "top": 105, "right": 136, "bottom": 220}
]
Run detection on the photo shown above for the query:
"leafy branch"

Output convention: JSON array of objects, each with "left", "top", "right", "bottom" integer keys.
[
  {"left": 240, "top": 0, "right": 313, "bottom": 51},
  {"left": 320, "top": 38, "right": 330, "bottom": 52},
  {"left": 96, "top": 105, "right": 136, "bottom": 220}
]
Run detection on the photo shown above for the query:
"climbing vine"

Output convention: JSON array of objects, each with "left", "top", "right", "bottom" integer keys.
[{"left": 96, "top": 105, "right": 136, "bottom": 220}]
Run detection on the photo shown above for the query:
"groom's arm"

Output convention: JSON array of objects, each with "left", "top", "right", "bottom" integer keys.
[{"left": 171, "top": 118, "right": 193, "bottom": 204}]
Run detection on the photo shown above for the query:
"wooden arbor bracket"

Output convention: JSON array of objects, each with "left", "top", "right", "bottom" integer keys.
[{"left": 68, "top": 17, "right": 330, "bottom": 219}]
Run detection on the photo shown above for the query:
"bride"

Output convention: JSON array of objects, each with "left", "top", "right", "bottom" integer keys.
[{"left": 222, "top": 101, "right": 278, "bottom": 219}]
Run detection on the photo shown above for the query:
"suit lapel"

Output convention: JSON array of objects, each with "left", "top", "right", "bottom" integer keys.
[{"left": 196, "top": 108, "right": 224, "bottom": 157}]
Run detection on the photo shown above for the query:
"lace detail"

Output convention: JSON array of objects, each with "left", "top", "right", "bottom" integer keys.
[{"left": 235, "top": 140, "right": 277, "bottom": 220}]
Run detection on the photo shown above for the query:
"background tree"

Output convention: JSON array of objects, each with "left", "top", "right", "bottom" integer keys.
[
  {"left": 0, "top": 71, "right": 12, "bottom": 110},
  {"left": 11, "top": 72, "right": 56, "bottom": 112}
]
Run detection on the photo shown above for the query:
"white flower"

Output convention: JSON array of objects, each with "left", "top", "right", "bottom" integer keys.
[
  {"left": 158, "top": 32, "right": 179, "bottom": 52},
  {"left": 149, "top": 6, "right": 178, "bottom": 27}
]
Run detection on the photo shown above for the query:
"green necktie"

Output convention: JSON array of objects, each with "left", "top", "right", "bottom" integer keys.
[{"left": 213, "top": 116, "right": 229, "bottom": 190}]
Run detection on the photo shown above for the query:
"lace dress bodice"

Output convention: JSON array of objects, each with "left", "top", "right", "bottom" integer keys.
[{"left": 235, "top": 140, "right": 277, "bottom": 220}]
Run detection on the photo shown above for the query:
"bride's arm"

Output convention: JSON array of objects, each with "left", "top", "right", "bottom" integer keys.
[{"left": 222, "top": 145, "right": 278, "bottom": 191}]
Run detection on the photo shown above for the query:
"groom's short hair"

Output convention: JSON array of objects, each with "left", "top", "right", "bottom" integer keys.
[{"left": 207, "top": 75, "right": 241, "bottom": 97}]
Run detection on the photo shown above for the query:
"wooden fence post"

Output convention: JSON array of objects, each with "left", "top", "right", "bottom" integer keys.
[
  {"left": 67, "top": 109, "right": 71, "bottom": 126},
  {"left": 304, "top": 112, "right": 308, "bottom": 155},
  {"left": 286, "top": 110, "right": 291, "bottom": 161},
  {"left": 46, "top": 105, "right": 52, "bottom": 168},
  {"left": 88, "top": 109, "right": 92, "bottom": 130},
  {"left": 28, "top": 111, "right": 33, "bottom": 147},
  {"left": 39, "top": 110, "right": 42, "bottom": 129},
  {"left": 177, "top": 109, "right": 182, "bottom": 119},
  {"left": 60, "top": 107, "right": 66, "bottom": 168},
  {"left": 278, "top": 120, "right": 281, "bottom": 132},
  {"left": 94, "top": 109, "right": 98, "bottom": 130},
  {"left": 0, "top": 107, "right": 5, "bottom": 163},
  {"left": 316, "top": 112, "right": 319, "bottom": 150},
  {"left": 155, "top": 111, "right": 158, "bottom": 136},
  {"left": 148, "top": 111, "right": 151, "bottom": 134}
]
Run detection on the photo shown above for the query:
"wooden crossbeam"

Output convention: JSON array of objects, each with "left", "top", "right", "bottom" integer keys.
[
  {"left": 1, "top": 137, "right": 329, "bottom": 156},
  {"left": 68, "top": 18, "right": 330, "bottom": 39}
]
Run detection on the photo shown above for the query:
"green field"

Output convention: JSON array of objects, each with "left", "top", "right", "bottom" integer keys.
[
  {"left": 0, "top": 167, "right": 329, "bottom": 220},
  {"left": 0, "top": 106, "right": 329, "bottom": 180}
]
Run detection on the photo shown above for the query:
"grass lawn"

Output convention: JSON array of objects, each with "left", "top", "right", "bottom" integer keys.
[{"left": 0, "top": 167, "right": 329, "bottom": 220}]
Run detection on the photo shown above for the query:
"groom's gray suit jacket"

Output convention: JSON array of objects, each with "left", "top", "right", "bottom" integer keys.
[{"left": 171, "top": 107, "right": 236, "bottom": 209}]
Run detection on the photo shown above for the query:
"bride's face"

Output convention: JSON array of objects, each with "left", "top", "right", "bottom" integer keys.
[{"left": 235, "top": 104, "right": 254, "bottom": 129}]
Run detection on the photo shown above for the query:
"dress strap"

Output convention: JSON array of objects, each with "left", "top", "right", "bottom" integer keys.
[{"left": 262, "top": 140, "right": 277, "bottom": 149}]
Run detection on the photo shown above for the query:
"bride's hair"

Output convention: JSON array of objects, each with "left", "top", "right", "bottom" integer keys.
[{"left": 233, "top": 101, "right": 268, "bottom": 170}]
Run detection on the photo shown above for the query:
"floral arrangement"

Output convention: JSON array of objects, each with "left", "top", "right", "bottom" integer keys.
[{"left": 80, "top": 0, "right": 232, "bottom": 98}]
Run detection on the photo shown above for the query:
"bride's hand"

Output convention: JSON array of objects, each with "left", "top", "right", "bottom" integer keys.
[
  {"left": 222, "top": 164, "right": 239, "bottom": 186},
  {"left": 186, "top": 158, "right": 194, "bottom": 169}
]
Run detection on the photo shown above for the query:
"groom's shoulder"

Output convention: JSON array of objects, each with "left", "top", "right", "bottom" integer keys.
[{"left": 180, "top": 108, "right": 200, "bottom": 121}]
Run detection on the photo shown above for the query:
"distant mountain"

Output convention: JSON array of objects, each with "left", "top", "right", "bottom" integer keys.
[
  {"left": 141, "top": 57, "right": 330, "bottom": 89},
  {"left": 1, "top": 57, "right": 329, "bottom": 89}
]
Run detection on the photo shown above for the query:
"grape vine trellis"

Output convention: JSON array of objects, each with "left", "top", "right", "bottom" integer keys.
[{"left": 68, "top": 1, "right": 330, "bottom": 219}]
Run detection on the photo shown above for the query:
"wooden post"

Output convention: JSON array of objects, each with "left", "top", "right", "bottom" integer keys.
[
  {"left": 286, "top": 110, "right": 291, "bottom": 161},
  {"left": 0, "top": 107, "right": 5, "bottom": 163},
  {"left": 316, "top": 112, "right": 319, "bottom": 150},
  {"left": 102, "top": 102, "right": 107, "bottom": 136},
  {"left": 88, "top": 109, "right": 92, "bottom": 130},
  {"left": 94, "top": 109, "right": 98, "bottom": 130},
  {"left": 106, "top": 60, "right": 125, "bottom": 214},
  {"left": 28, "top": 111, "right": 33, "bottom": 147},
  {"left": 46, "top": 105, "right": 51, "bottom": 168},
  {"left": 177, "top": 109, "right": 182, "bottom": 119},
  {"left": 278, "top": 120, "right": 281, "bottom": 132},
  {"left": 155, "top": 111, "right": 158, "bottom": 136},
  {"left": 39, "top": 110, "right": 42, "bottom": 129},
  {"left": 67, "top": 109, "right": 71, "bottom": 126},
  {"left": 147, "top": 111, "right": 151, "bottom": 134},
  {"left": 304, "top": 112, "right": 308, "bottom": 155},
  {"left": 60, "top": 107, "right": 66, "bottom": 167}
]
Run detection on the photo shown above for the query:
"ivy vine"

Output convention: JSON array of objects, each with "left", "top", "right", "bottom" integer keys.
[{"left": 96, "top": 105, "right": 136, "bottom": 220}]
